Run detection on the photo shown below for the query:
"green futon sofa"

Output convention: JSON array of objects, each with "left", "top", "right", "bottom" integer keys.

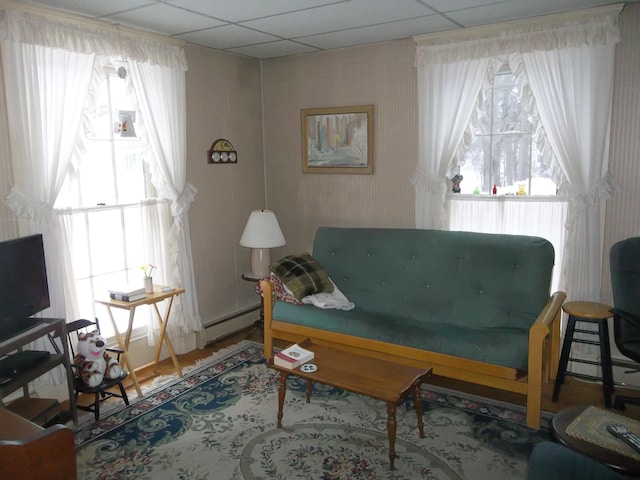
[{"left": 261, "top": 227, "right": 566, "bottom": 429}]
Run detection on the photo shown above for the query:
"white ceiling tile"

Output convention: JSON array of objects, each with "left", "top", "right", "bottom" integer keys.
[
  {"left": 447, "top": 0, "right": 617, "bottom": 26},
  {"left": 423, "top": 0, "right": 507, "bottom": 13},
  {"left": 241, "top": 0, "right": 434, "bottom": 38},
  {"left": 165, "top": 0, "right": 342, "bottom": 22},
  {"left": 104, "top": 3, "right": 224, "bottom": 35},
  {"left": 178, "top": 25, "right": 281, "bottom": 50},
  {"left": 300, "top": 15, "right": 459, "bottom": 50},
  {"left": 228, "top": 40, "right": 320, "bottom": 59},
  {"left": 25, "top": 0, "right": 154, "bottom": 18}
]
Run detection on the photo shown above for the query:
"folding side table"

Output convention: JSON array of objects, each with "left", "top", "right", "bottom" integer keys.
[{"left": 96, "top": 286, "right": 185, "bottom": 397}]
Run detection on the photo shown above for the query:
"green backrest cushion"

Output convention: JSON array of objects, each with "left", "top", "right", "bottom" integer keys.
[{"left": 311, "top": 227, "right": 555, "bottom": 331}]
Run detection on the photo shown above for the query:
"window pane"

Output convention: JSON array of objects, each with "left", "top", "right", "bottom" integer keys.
[
  {"left": 67, "top": 212, "right": 91, "bottom": 280},
  {"left": 88, "top": 209, "right": 125, "bottom": 276},
  {"left": 123, "top": 206, "right": 144, "bottom": 268},
  {"left": 79, "top": 141, "right": 117, "bottom": 206},
  {"left": 473, "top": 94, "right": 492, "bottom": 135},
  {"left": 458, "top": 68, "right": 556, "bottom": 196},
  {"left": 88, "top": 75, "right": 138, "bottom": 141},
  {"left": 493, "top": 86, "right": 530, "bottom": 134},
  {"left": 115, "top": 144, "right": 147, "bottom": 203},
  {"left": 459, "top": 135, "right": 490, "bottom": 193},
  {"left": 492, "top": 134, "right": 530, "bottom": 193}
]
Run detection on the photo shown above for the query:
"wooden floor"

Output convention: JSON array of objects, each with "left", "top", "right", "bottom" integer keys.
[{"left": 82, "top": 325, "right": 640, "bottom": 423}]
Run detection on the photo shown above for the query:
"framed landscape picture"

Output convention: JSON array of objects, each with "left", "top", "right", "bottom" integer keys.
[{"left": 301, "top": 105, "right": 373, "bottom": 174}]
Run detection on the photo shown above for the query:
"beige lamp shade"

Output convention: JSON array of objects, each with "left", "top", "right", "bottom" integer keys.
[{"left": 239, "top": 210, "right": 286, "bottom": 278}]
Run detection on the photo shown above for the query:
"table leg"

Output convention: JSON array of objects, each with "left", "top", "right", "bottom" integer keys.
[
  {"left": 414, "top": 384, "right": 425, "bottom": 438},
  {"left": 151, "top": 298, "right": 183, "bottom": 377},
  {"left": 553, "top": 315, "right": 577, "bottom": 402},
  {"left": 124, "top": 309, "right": 135, "bottom": 351},
  {"left": 102, "top": 306, "right": 142, "bottom": 397},
  {"left": 306, "top": 379, "right": 312, "bottom": 403},
  {"left": 277, "top": 372, "right": 288, "bottom": 428},
  {"left": 598, "top": 320, "right": 614, "bottom": 408},
  {"left": 387, "top": 402, "right": 397, "bottom": 470}
]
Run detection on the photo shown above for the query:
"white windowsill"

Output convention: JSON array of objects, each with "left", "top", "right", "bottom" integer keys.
[{"left": 447, "top": 194, "right": 568, "bottom": 202}]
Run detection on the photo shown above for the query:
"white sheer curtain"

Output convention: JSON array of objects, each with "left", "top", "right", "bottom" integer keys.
[
  {"left": 411, "top": 56, "right": 491, "bottom": 229},
  {"left": 0, "top": 34, "right": 94, "bottom": 383},
  {"left": 128, "top": 60, "right": 201, "bottom": 347},
  {"left": 517, "top": 43, "right": 618, "bottom": 301}
]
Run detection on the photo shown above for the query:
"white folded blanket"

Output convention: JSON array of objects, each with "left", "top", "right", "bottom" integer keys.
[{"left": 301, "top": 280, "right": 355, "bottom": 311}]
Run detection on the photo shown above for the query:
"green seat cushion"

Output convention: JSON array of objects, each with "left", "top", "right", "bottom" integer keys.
[
  {"left": 273, "top": 301, "right": 530, "bottom": 370},
  {"left": 270, "top": 252, "right": 334, "bottom": 300}
]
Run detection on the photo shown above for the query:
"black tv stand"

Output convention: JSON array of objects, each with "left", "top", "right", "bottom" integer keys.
[{"left": 0, "top": 318, "right": 76, "bottom": 426}]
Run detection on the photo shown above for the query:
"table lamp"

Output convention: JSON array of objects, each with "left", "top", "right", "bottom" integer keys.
[{"left": 239, "top": 209, "right": 286, "bottom": 278}]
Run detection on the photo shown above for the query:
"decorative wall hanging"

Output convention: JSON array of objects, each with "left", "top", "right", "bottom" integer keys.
[
  {"left": 301, "top": 105, "right": 373, "bottom": 174},
  {"left": 208, "top": 138, "right": 237, "bottom": 164}
]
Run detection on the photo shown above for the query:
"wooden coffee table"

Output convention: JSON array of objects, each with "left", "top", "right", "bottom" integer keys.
[{"left": 268, "top": 340, "right": 432, "bottom": 470}]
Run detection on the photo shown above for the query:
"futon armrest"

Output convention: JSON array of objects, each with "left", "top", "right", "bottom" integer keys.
[
  {"left": 531, "top": 291, "right": 567, "bottom": 331},
  {"left": 526, "top": 290, "right": 566, "bottom": 430}
]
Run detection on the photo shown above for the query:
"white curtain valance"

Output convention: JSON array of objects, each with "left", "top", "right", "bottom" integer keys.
[
  {"left": 0, "top": 9, "right": 187, "bottom": 70},
  {"left": 415, "top": 7, "right": 621, "bottom": 66}
]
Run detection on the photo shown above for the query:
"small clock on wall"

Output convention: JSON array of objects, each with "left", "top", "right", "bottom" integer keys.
[{"left": 208, "top": 139, "right": 237, "bottom": 164}]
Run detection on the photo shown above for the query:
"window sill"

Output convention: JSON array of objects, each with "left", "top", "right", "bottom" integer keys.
[{"left": 446, "top": 193, "right": 567, "bottom": 202}]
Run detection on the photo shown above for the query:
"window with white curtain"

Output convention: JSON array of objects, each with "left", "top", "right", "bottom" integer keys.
[
  {"left": 414, "top": 5, "right": 620, "bottom": 316},
  {"left": 55, "top": 66, "right": 160, "bottom": 339},
  {"left": 2, "top": 8, "right": 199, "bottom": 363}
]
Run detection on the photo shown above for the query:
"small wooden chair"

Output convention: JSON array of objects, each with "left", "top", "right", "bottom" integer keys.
[{"left": 66, "top": 318, "right": 129, "bottom": 421}]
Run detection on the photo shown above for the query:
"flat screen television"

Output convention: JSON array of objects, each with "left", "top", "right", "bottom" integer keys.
[{"left": 0, "top": 234, "right": 51, "bottom": 342}]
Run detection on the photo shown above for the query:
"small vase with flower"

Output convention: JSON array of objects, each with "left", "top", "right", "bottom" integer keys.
[{"left": 142, "top": 264, "right": 156, "bottom": 293}]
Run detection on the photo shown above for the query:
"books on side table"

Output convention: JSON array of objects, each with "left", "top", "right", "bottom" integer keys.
[
  {"left": 108, "top": 284, "right": 146, "bottom": 302},
  {"left": 274, "top": 343, "right": 315, "bottom": 369}
]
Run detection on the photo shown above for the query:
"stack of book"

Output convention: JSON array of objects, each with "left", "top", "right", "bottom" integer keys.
[
  {"left": 274, "top": 343, "right": 314, "bottom": 369},
  {"left": 108, "top": 284, "right": 146, "bottom": 302}
]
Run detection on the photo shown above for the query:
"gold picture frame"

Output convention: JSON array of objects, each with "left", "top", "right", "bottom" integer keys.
[{"left": 301, "top": 105, "right": 373, "bottom": 174}]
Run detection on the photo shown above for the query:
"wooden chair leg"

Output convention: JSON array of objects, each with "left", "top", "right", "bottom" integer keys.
[
  {"left": 94, "top": 394, "right": 100, "bottom": 421},
  {"left": 118, "top": 383, "right": 130, "bottom": 405}
]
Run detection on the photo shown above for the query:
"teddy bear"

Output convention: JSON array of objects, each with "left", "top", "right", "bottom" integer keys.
[
  {"left": 450, "top": 174, "right": 463, "bottom": 193},
  {"left": 74, "top": 331, "right": 124, "bottom": 387}
]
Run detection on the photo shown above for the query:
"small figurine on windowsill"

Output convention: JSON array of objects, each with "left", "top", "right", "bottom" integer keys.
[{"left": 450, "top": 174, "right": 463, "bottom": 193}]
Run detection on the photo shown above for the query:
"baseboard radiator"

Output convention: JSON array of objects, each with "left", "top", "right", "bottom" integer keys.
[{"left": 195, "top": 304, "right": 261, "bottom": 349}]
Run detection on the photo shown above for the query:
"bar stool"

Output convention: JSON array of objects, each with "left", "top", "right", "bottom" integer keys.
[{"left": 552, "top": 301, "right": 614, "bottom": 407}]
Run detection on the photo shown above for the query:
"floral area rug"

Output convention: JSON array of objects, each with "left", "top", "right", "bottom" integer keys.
[{"left": 74, "top": 340, "right": 551, "bottom": 479}]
